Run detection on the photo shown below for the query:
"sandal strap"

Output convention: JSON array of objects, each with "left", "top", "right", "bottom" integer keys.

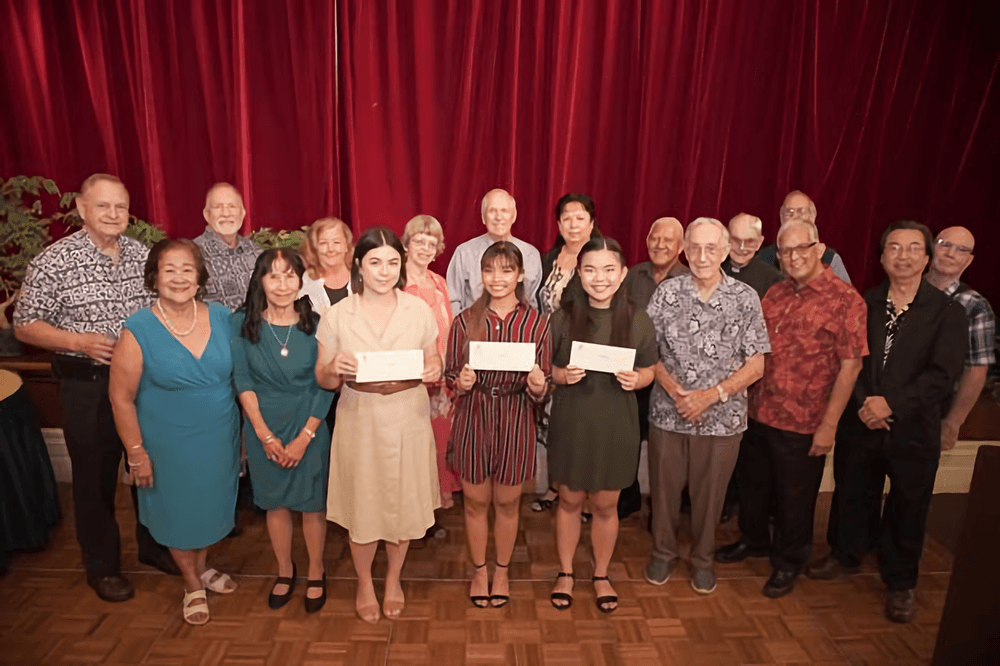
[
  {"left": 472, "top": 561, "right": 487, "bottom": 569},
  {"left": 495, "top": 561, "right": 509, "bottom": 569},
  {"left": 305, "top": 576, "right": 326, "bottom": 589},
  {"left": 557, "top": 571, "right": 575, "bottom": 580},
  {"left": 274, "top": 576, "right": 295, "bottom": 585},
  {"left": 183, "top": 588, "right": 208, "bottom": 604},
  {"left": 592, "top": 575, "right": 610, "bottom": 582}
]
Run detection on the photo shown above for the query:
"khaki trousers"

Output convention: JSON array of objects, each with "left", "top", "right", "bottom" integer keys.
[{"left": 648, "top": 426, "right": 742, "bottom": 571}]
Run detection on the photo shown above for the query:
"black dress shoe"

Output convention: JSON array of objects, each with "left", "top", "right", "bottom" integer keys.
[
  {"left": 139, "top": 550, "right": 182, "bottom": 576},
  {"left": 87, "top": 574, "right": 135, "bottom": 602},
  {"left": 804, "top": 555, "right": 856, "bottom": 581},
  {"left": 714, "top": 541, "right": 769, "bottom": 564},
  {"left": 304, "top": 573, "right": 327, "bottom": 614},
  {"left": 762, "top": 568, "right": 798, "bottom": 598},
  {"left": 885, "top": 589, "right": 915, "bottom": 623},
  {"left": 268, "top": 564, "right": 297, "bottom": 610}
]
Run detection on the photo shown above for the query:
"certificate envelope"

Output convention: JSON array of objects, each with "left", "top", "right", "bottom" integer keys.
[
  {"left": 569, "top": 341, "right": 636, "bottom": 374},
  {"left": 468, "top": 341, "right": 536, "bottom": 372},
  {"left": 354, "top": 350, "right": 424, "bottom": 383}
]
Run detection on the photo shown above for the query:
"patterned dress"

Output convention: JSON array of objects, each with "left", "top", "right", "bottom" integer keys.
[{"left": 445, "top": 302, "right": 552, "bottom": 485}]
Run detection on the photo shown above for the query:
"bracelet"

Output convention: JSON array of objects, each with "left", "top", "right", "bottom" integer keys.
[
  {"left": 303, "top": 427, "right": 315, "bottom": 440},
  {"left": 127, "top": 461, "right": 144, "bottom": 467},
  {"left": 128, "top": 444, "right": 143, "bottom": 450},
  {"left": 263, "top": 435, "right": 276, "bottom": 443}
]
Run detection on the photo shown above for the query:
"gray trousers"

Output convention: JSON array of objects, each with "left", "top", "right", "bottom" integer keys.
[{"left": 648, "top": 426, "right": 742, "bottom": 571}]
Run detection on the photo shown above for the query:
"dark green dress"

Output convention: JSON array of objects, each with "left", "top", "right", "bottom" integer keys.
[
  {"left": 548, "top": 307, "right": 658, "bottom": 491},
  {"left": 231, "top": 312, "right": 335, "bottom": 512}
]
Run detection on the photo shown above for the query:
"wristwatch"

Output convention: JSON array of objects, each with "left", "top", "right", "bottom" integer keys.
[{"left": 716, "top": 385, "right": 729, "bottom": 403}]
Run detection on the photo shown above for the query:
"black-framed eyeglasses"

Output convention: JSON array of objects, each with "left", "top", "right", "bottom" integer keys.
[{"left": 777, "top": 242, "right": 817, "bottom": 259}]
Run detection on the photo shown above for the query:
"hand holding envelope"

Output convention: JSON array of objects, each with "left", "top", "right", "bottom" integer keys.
[
  {"left": 457, "top": 365, "right": 477, "bottom": 391},
  {"left": 354, "top": 350, "right": 425, "bottom": 383},
  {"left": 331, "top": 352, "right": 359, "bottom": 377}
]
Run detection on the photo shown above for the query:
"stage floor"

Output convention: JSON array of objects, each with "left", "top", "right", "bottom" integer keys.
[{"left": 0, "top": 485, "right": 957, "bottom": 665}]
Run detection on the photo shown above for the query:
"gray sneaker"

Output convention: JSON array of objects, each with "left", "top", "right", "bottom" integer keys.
[
  {"left": 644, "top": 558, "right": 675, "bottom": 586},
  {"left": 691, "top": 568, "right": 717, "bottom": 594}
]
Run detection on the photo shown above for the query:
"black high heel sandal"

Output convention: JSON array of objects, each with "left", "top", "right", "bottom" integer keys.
[
  {"left": 592, "top": 575, "right": 618, "bottom": 614},
  {"left": 490, "top": 561, "right": 510, "bottom": 608},
  {"left": 550, "top": 571, "right": 575, "bottom": 610},
  {"left": 469, "top": 562, "right": 490, "bottom": 608},
  {"left": 304, "top": 572, "right": 327, "bottom": 614},
  {"left": 530, "top": 487, "right": 559, "bottom": 512},
  {"left": 267, "top": 564, "right": 296, "bottom": 610}
]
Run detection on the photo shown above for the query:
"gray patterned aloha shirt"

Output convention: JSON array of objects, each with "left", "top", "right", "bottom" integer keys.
[
  {"left": 646, "top": 270, "right": 770, "bottom": 436},
  {"left": 13, "top": 229, "right": 152, "bottom": 357},
  {"left": 192, "top": 226, "right": 262, "bottom": 311}
]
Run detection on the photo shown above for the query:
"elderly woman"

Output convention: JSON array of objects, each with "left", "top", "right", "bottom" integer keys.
[
  {"left": 109, "top": 239, "right": 240, "bottom": 626},
  {"left": 316, "top": 227, "right": 442, "bottom": 624},
  {"left": 531, "top": 193, "right": 600, "bottom": 513},
  {"left": 299, "top": 217, "right": 354, "bottom": 316},
  {"left": 402, "top": 215, "right": 461, "bottom": 510},
  {"left": 232, "top": 249, "right": 334, "bottom": 613}
]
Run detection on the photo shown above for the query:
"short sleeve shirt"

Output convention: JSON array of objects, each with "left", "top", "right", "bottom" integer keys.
[
  {"left": 316, "top": 290, "right": 438, "bottom": 359},
  {"left": 646, "top": 271, "right": 770, "bottom": 436},
  {"left": 13, "top": 230, "right": 152, "bottom": 356},
  {"left": 943, "top": 281, "right": 996, "bottom": 367},
  {"left": 749, "top": 267, "right": 869, "bottom": 434},
  {"left": 192, "top": 226, "right": 263, "bottom": 311}
]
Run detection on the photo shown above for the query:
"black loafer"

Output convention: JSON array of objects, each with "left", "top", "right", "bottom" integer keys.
[
  {"left": 805, "top": 555, "right": 856, "bottom": 581},
  {"left": 714, "top": 541, "right": 769, "bottom": 564},
  {"left": 268, "top": 564, "right": 297, "bottom": 610},
  {"left": 304, "top": 573, "right": 327, "bottom": 614},
  {"left": 762, "top": 568, "right": 798, "bottom": 598},
  {"left": 87, "top": 574, "right": 135, "bottom": 602},
  {"left": 885, "top": 589, "right": 916, "bottom": 623},
  {"left": 139, "top": 550, "right": 182, "bottom": 576}
]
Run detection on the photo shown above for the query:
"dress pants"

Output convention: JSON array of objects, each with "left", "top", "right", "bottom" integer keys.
[
  {"left": 826, "top": 427, "right": 939, "bottom": 591},
  {"left": 58, "top": 373, "right": 167, "bottom": 577},
  {"left": 648, "top": 426, "right": 741, "bottom": 570},
  {"left": 738, "top": 422, "right": 826, "bottom": 572}
]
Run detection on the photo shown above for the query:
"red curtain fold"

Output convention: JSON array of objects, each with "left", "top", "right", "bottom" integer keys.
[{"left": 2, "top": 0, "right": 998, "bottom": 301}]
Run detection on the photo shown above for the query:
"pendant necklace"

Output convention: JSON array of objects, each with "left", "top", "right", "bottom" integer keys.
[
  {"left": 265, "top": 314, "right": 293, "bottom": 357},
  {"left": 157, "top": 298, "right": 197, "bottom": 337}
]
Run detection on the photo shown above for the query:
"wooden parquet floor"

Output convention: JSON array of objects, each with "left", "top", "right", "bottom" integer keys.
[{"left": 0, "top": 484, "right": 955, "bottom": 665}]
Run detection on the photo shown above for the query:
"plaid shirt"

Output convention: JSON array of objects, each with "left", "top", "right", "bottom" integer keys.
[
  {"left": 192, "top": 226, "right": 262, "bottom": 311},
  {"left": 943, "top": 281, "right": 996, "bottom": 367}
]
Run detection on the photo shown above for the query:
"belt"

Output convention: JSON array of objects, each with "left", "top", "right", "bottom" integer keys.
[
  {"left": 346, "top": 379, "right": 421, "bottom": 395},
  {"left": 473, "top": 384, "right": 521, "bottom": 397},
  {"left": 51, "top": 354, "right": 110, "bottom": 382}
]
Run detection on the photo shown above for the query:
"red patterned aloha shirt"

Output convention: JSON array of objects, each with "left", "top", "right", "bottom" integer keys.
[{"left": 750, "top": 266, "right": 868, "bottom": 434}]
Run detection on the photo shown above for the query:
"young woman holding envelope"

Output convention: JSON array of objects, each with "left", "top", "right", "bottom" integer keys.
[
  {"left": 315, "top": 227, "right": 443, "bottom": 624},
  {"left": 547, "top": 237, "right": 658, "bottom": 613},
  {"left": 444, "top": 242, "right": 551, "bottom": 609}
]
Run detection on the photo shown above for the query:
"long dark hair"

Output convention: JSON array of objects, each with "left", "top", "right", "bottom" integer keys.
[
  {"left": 240, "top": 249, "right": 316, "bottom": 343},
  {"left": 466, "top": 241, "right": 527, "bottom": 341},
  {"left": 563, "top": 237, "right": 635, "bottom": 348},
  {"left": 351, "top": 226, "right": 407, "bottom": 293}
]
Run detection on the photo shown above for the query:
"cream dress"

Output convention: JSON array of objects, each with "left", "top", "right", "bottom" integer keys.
[{"left": 317, "top": 290, "right": 441, "bottom": 543}]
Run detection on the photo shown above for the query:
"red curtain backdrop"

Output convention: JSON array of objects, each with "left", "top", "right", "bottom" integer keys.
[{"left": 2, "top": 0, "right": 998, "bottom": 301}]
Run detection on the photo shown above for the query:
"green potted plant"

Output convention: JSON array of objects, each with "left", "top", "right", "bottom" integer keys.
[{"left": 251, "top": 227, "right": 307, "bottom": 250}]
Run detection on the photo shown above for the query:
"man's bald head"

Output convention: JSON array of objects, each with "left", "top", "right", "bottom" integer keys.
[
  {"left": 780, "top": 190, "right": 817, "bottom": 224},
  {"left": 203, "top": 182, "right": 246, "bottom": 242},
  {"left": 646, "top": 217, "right": 684, "bottom": 270},
  {"left": 481, "top": 188, "right": 517, "bottom": 240},
  {"left": 931, "top": 226, "right": 975, "bottom": 282},
  {"left": 727, "top": 213, "right": 765, "bottom": 267}
]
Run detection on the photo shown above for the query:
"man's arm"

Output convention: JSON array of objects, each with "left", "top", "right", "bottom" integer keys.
[
  {"left": 675, "top": 353, "right": 765, "bottom": 423},
  {"left": 15, "top": 321, "right": 115, "bottom": 364},
  {"left": 523, "top": 246, "right": 544, "bottom": 308},
  {"left": 941, "top": 365, "right": 988, "bottom": 450},
  {"left": 810, "top": 357, "right": 863, "bottom": 455}
]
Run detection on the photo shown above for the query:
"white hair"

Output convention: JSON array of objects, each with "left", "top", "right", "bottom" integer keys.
[
  {"left": 685, "top": 217, "right": 729, "bottom": 247},
  {"left": 480, "top": 189, "right": 516, "bottom": 219},
  {"left": 776, "top": 219, "right": 820, "bottom": 245}
]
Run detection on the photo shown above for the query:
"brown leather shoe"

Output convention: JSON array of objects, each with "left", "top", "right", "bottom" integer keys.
[
  {"left": 87, "top": 574, "right": 135, "bottom": 602},
  {"left": 804, "top": 555, "right": 856, "bottom": 580},
  {"left": 885, "top": 589, "right": 915, "bottom": 623}
]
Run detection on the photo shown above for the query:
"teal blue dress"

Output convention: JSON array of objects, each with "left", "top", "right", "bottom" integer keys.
[
  {"left": 125, "top": 303, "right": 240, "bottom": 550},
  {"left": 230, "top": 311, "right": 334, "bottom": 512}
]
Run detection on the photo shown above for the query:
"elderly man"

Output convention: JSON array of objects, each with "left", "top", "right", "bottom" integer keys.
[
  {"left": 926, "top": 227, "right": 996, "bottom": 451},
  {"left": 192, "top": 183, "right": 262, "bottom": 311},
  {"left": 14, "top": 174, "right": 178, "bottom": 602},
  {"left": 716, "top": 220, "right": 867, "bottom": 598},
  {"left": 808, "top": 220, "right": 966, "bottom": 623},
  {"left": 759, "top": 191, "right": 851, "bottom": 284},
  {"left": 446, "top": 188, "right": 543, "bottom": 315},
  {"left": 617, "top": 217, "right": 690, "bottom": 518},
  {"left": 644, "top": 217, "right": 770, "bottom": 593},
  {"left": 723, "top": 213, "right": 783, "bottom": 299}
]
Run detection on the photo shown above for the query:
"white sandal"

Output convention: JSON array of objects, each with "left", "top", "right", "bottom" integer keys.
[
  {"left": 199, "top": 568, "right": 237, "bottom": 594},
  {"left": 182, "top": 589, "right": 210, "bottom": 625}
]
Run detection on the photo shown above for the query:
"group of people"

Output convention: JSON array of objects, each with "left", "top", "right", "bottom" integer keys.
[{"left": 12, "top": 175, "right": 993, "bottom": 627}]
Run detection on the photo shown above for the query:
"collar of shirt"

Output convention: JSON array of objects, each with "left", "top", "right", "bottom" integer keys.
[
  {"left": 200, "top": 225, "right": 254, "bottom": 253},
  {"left": 486, "top": 300, "right": 528, "bottom": 324},
  {"left": 675, "top": 268, "right": 740, "bottom": 302},
  {"left": 943, "top": 280, "right": 962, "bottom": 297},
  {"left": 786, "top": 265, "right": 838, "bottom": 296}
]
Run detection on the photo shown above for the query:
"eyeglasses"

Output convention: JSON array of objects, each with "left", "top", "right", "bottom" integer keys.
[
  {"left": 935, "top": 238, "right": 973, "bottom": 255},
  {"left": 779, "top": 206, "right": 812, "bottom": 221},
  {"left": 777, "top": 242, "right": 818, "bottom": 259},
  {"left": 210, "top": 203, "right": 241, "bottom": 212},
  {"left": 685, "top": 244, "right": 725, "bottom": 259},
  {"left": 884, "top": 242, "right": 926, "bottom": 257},
  {"left": 730, "top": 236, "right": 762, "bottom": 251},
  {"left": 409, "top": 236, "right": 439, "bottom": 250}
]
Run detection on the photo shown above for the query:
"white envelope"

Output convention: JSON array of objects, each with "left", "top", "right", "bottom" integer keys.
[
  {"left": 354, "top": 349, "right": 424, "bottom": 383},
  {"left": 468, "top": 341, "right": 536, "bottom": 372},
  {"left": 569, "top": 341, "right": 636, "bottom": 374}
]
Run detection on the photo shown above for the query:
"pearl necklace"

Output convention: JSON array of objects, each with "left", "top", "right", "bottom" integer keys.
[
  {"left": 265, "top": 314, "right": 294, "bottom": 357},
  {"left": 156, "top": 298, "right": 197, "bottom": 336}
]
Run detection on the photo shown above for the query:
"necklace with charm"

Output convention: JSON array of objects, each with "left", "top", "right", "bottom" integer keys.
[{"left": 265, "top": 315, "right": 293, "bottom": 357}]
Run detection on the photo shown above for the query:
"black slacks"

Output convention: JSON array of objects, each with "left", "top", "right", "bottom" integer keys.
[
  {"left": 826, "top": 427, "right": 939, "bottom": 591},
  {"left": 738, "top": 421, "right": 826, "bottom": 572},
  {"left": 58, "top": 370, "right": 165, "bottom": 577}
]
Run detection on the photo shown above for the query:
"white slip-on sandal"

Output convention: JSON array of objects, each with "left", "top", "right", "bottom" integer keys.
[
  {"left": 199, "top": 568, "right": 237, "bottom": 594},
  {"left": 182, "top": 589, "right": 209, "bottom": 625}
]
